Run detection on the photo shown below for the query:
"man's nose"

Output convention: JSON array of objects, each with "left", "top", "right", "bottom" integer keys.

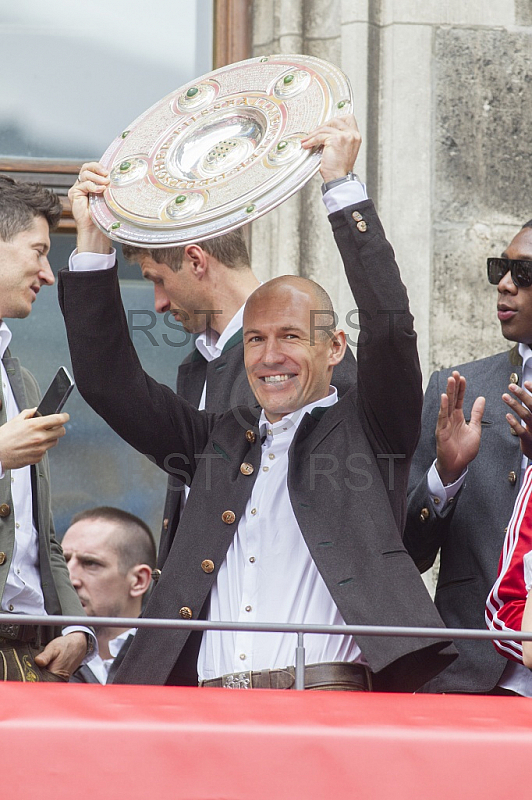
[
  {"left": 498, "top": 268, "right": 517, "bottom": 294},
  {"left": 262, "top": 338, "right": 285, "bottom": 364},
  {"left": 154, "top": 285, "right": 169, "bottom": 314},
  {"left": 39, "top": 258, "right": 55, "bottom": 286}
]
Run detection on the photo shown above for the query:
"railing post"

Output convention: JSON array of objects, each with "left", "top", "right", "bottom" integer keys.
[{"left": 295, "top": 631, "right": 305, "bottom": 690}]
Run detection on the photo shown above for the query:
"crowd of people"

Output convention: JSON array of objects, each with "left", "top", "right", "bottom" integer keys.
[{"left": 1, "top": 113, "right": 532, "bottom": 693}]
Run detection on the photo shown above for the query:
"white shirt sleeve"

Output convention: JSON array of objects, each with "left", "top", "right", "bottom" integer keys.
[
  {"left": 427, "top": 460, "right": 467, "bottom": 508},
  {"left": 322, "top": 179, "right": 368, "bottom": 212},
  {"left": 69, "top": 248, "right": 116, "bottom": 272}
]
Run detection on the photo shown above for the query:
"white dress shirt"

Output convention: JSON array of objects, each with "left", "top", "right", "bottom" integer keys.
[
  {"left": 86, "top": 628, "right": 135, "bottom": 684},
  {"left": 197, "top": 389, "right": 363, "bottom": 681}
]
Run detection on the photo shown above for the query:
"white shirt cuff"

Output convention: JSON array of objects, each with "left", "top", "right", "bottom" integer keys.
[
  {"left": 62, "top": 625, "right": 98, "bottom": 662},
  {"left": 322, "top": 179, "right": 369, "bottom": 213},
  {"left": 427, "top": 460, "right": 467, "bottom": 508},
  {"left": 69, "top": 248, "right": 116, "bottom": 272}
]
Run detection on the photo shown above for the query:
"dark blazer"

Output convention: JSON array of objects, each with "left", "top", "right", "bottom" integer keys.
[
  {"left": 59, "top": 200, "right": 456, "bottom": 692},
  {"left": 0, "top": 350, "right": 85, "bottom": 640},
  {"left": 159, "top": 328, "right": 358, "bottom": 569},
  {"left": 405, "top": 346, "right": 524, "bottom": 692}
]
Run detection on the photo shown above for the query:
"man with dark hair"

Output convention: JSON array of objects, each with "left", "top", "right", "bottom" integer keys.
[
  {"left": 0, "top": 175, "right": 92, "bottom": 681},
  {"left": 63, "top": 507, "right": 156, "bottom": 684},
  {"left": 405, "top": 219, "right": 532, "bottom": 695},
  {"left": 60, "top": 116, "right": 455, "bottom": 691}
]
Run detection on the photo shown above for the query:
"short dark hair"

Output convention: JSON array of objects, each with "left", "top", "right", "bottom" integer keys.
[
  {"left": 68, "top": 506, "right": 157, "bottom": 572},
  {"left": 0, "top": 175, "right": 62, "bottom": 242},
  {"left": 522, "top": 220, "right": 532, "bottom": 229},
  {"left": 122, "top": 228, "right": 251, "bottom": 272}
]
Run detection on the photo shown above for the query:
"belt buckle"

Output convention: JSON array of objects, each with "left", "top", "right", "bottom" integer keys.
[
  {"left": 222, "top": 671, "right": 253, "bottom": 689},
  {"left": 0, "top": 623, "right": 19, "bottom": 640}
]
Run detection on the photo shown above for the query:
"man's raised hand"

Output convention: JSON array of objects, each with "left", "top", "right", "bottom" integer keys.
[{"left": 435, "top": 371, "right": 485, "bottom": 486}]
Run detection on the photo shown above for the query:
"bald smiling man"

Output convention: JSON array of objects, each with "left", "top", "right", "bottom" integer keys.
[{"left": 58, "top": 116, "right": 456, "bottom": 691}]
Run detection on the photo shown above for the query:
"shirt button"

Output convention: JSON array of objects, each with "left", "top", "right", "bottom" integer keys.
[
  {"left": 239, "top": 653, "right": 246, "bottom": 660},
  {"left": 267, "top": 429, "right": 273, "bottom": 436},
  {"left": 262, "top": 466, "right": 269, "bottom": 472},
  {"left": 269, "top": 453, "right": 275, "bottom": 460},
  {"left": 251, "top": 508, "right": 257, "bottom": 515},
  {"left": 245, "top": 605, "right": 252, "bottom": 612},
  {"left": 10, "top": 477, "right": 14, "bottom": 483},
  {"left": 249, "top": 557, "right": 256, "bottom": 563},
  {"left": 8, "top": 604, "right": 13, "bottom": 611},
  {"left": 15, "top": 523, "right": 20, "bottom": 529}
]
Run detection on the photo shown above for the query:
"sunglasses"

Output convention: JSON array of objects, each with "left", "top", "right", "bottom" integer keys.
[{"left": 487, "top": 258, "right": 532, "bottom": 288}]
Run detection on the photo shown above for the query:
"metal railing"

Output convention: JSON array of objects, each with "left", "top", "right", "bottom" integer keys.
[{"left": 4, "top": 613, "right": 531, "bottom": 690}]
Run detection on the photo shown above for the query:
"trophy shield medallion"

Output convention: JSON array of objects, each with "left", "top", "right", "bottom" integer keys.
[{"left": 89, "top": 54, "right": 353, "bottom": 247}]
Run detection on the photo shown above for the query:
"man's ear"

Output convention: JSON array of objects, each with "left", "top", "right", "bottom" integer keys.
[
  {"left": 184, "top": 244, "right": 208, "bottom": 279},
  {"left": 128, "top": 564, "right": 153, "bottom": 598},
  {"left": 328, "top": 329, "right": 347, "bottom": 366}
]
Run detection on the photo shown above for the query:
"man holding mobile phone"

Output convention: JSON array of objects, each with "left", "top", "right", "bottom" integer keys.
[{"left": 0, "top": 175, "right": 93, "bottom": 681}]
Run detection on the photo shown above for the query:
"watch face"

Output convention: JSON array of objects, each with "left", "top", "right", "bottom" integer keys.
[{"left": 89, "top": 54, "right": 353, "bottom": 247}]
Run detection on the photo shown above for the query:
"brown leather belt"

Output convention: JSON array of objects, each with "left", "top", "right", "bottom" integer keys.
[
  {"left": 0, "top": 622, "right": 41, "bottom": 645},
  {"left": 199, "top": 661, "right": 373, "bottom": 691}
]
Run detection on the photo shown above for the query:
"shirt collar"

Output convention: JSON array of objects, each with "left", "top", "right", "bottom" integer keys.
[
  {"left": 0, "top": 320, "right": 12, "bottom": 361},
  {"left": 259, "top": 387, "right": 338, "bottom": 443},
  {"left": 195, "top": 304, "right": 245, "bottom": 363},
  {"left": 519, "top": 341, "right": 532, "bottom": 367},
  {"left": 108, "top": 628, "right": 136, "bottom": 659}
]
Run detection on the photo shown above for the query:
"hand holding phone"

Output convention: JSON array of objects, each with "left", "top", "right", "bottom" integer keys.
[{"left": 34, "top": 367, "right": 75, "bottom": 418}]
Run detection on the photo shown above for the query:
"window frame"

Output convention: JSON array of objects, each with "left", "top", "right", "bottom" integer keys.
[{"left": 0, "top": 0, "right": 252, "bottom": 232}]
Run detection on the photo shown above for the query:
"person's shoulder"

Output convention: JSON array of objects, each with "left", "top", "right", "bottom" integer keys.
[{"left": 431, "top": 346, "right": 516, "bottom": 379}]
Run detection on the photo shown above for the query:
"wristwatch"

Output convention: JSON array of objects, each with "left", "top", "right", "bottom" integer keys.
[{"left": 321, "top": 171, "right": 360, "bottom": 195}]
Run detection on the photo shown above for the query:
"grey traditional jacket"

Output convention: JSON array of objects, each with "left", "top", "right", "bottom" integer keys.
[
  {"left": 0, "top": 350, "right": 85, "bottom": 639},
  {"left": 405, "top": 346, "right": 524, "bottom": 692},
  {"left": 59, "top": 200, "right": 456, "bottom": 691}
]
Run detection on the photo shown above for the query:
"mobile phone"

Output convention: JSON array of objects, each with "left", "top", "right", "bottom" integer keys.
[{"left": 34, "top": 367, "right": 75, "bottom": 418}]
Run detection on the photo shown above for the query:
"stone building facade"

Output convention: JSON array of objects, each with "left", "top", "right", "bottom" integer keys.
[{"left": 249, "top": 0, "right": 532, "bottom": 381}]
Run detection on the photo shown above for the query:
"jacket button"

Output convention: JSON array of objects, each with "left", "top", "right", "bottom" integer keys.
[
  {"left": 151, "top": 568, "right": 162, "bottom": 583},
  {"left": 240, "top": 462, "right": 254, "bottom": 476},
  {"left": 351, "top": 210, "right": 363, "bottom": 221},
  {"left": 222, "top": 510, "right": 236, "bottom": 524},
  {"left": 179, "top": 606, "right": 193, "bottom": 619},
  {"left": 508, "top": 471, "right": 517, "bottom": 486},
  {"left": 510, "top": 373, "right": 519, "bottom": 385},
  {"left": 0, "top": 504, "right": 11, "bottom": 518},
  {"left": 356, "top": 220, "right": 367, "bottom": 232},
  {"left": 201, "top": 559, "right": 215, "bottom": 574},
  {"left": 245, "top": 430, "right": 256, "bottom": 443},
  {"left": 0, "top": 552, "right": 6, "bottom": 565},
  {"left": 420, "top": 507, "right": 430, "bottom": 522},
  {"left": 162, "top": 518, "right": 169, "bottom": 531}
]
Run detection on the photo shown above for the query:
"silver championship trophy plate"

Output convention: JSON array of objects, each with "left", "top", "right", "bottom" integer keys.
[{"left": 89, "top": 54, "right": 353, "bottom": 246}]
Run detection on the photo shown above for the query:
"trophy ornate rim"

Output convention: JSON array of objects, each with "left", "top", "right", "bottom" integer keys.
[{"left": 89, "top": 54, "right": 353, "bottom": 247}]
